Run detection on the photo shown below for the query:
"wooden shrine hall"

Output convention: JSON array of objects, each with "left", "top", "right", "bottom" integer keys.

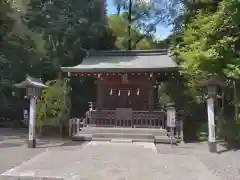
[{"left": 61, "top": 49, "right": 178, "bottom": 129}]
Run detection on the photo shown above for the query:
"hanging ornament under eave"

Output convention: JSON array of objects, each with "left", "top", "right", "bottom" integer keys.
[
  {"left": 118, "top": 90, "right": 121, "bottom": 96},
  {"left": 128, "top": 90, "right": 130, "bottom": 96},
  {"left": 137, "top": 88, "right": 140, "bottom": 96},
  {"left": 109, "top": 89, "right": 113, "bottom": 96}
]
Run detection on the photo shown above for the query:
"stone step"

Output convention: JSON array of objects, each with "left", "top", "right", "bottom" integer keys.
[
  {"left": 72, "top": 127, "right": 177, "bottom": 144},
  {"left": 132, "top": 138, "right": 155, "bottom": 143},
  {"left": 80, "top": 127, "right": 167, "bottom": 136},
  {"left": 72, "top": 133, "right": 175, "bottom": 144},
  {"left": 110, "top": 139, "right": 133, "bottom": 143},
  {"left": 91, "top": 137, "right": 154, "bottom": 143},
  {"left": 154, "top": 136, "right": 178, "bottom": 144},
  {"left": 92, "top": 133, "right": 153, "bottom": 140},
  {"left": 72, "top": 134, "right": 92, "bottom": 141}
]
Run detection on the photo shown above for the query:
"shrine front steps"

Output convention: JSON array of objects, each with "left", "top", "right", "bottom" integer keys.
[
  {"left": 76, "top": 127, "right": 168, "bottom": 136},
  {"left": 72, "top": 127, "right": 179, "bottom": 144}
]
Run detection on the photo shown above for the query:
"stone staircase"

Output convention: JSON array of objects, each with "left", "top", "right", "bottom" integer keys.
[{"left": 72, "top": 127, "right": 179, "bottom": 144}]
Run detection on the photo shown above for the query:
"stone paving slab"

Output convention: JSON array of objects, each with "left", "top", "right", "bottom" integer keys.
[
  {"left": 0, "top": 139, "right": 45, "bottom": 175},
  {"left": 1, "top": 142, "right": 220, "bottom": 180}
]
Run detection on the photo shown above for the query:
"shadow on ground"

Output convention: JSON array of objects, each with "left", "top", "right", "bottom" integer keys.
[
  {"left": 0, "top": 142, "right": 24, "bottom": 148},
  {"left": 217, "top": 142, "right": 240, "bottom": 154}
]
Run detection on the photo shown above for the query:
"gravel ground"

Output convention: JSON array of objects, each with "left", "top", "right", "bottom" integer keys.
[{"left": 156, "top": 143, "right": 240, "bottom": 180}]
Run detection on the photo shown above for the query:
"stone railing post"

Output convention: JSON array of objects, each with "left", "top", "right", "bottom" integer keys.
[
  {"left": 89, "top": 102, "right": 93, "bottom": 111},
  {"left": 76, "top": 118, "right": 80, "bottom": 134},
  {"left": 180, "top": 118, "right": 184, "bottom": 143},
  {"left": 69, "top": 118, "right": 72, "bottom": 137},
  {"left": 166, "top": 106, "right": 176, "bottom": 143}
]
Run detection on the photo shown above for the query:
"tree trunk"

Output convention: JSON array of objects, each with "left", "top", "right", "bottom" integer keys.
[
  {"left": 59, "top": 124, "right": 63, "bottom": 137},
  {"left": 127, "top": 0, "right": 132, "bottom": 50},
  {"left": 40, "top": 122, "right": 42, "bottom": 136},
  {"left": 233, "top": 81, "right": 238, "bottom": 121}
]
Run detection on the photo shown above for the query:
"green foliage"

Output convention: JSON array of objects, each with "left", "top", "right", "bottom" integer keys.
[
  {"left": 112, "top": 0, "right": 180, "bottom": 33},
  {"left": 196, "top": 122, "right": 208, "bottom": 141},
  {"left": 108, "top": 14, "right": 152, "bottom": 49},
  {"left": 0, "top": 0, "right": 116, "bottom": 120},
  {"left": 158, "top": 83, "right": 174, "bottom": 107},
  {"left": 36, "top": 78, "right": 71, "bottom": 127},
  {"left": 172, "top": 0, "right": 221, "bottom": 32},
  {"left": 172, "top": 0, "right": 240, "bottom": 143},
  {"left": 175, "top": 0, "right": 240, "bottom": 87},
  {"left": 218, "top": 118, "right": 240, "bottom": 148},
  {"left": 108, "top": 14, "right": 165, "bottom": 50},
  {"left": 0, "top": 0, "right": 16, "bottom": 113},
  {"left": 0, "top": 0, "right": 48, "bottom": 115},
  {"left": 110, "top": 0, "right": 181, "bottom": 50},
  {"left": 24, "top": 0, "right": 115, "bottom": 68},
  {"left": 0, "top": 0, "right": 14, "bottom": 42}
]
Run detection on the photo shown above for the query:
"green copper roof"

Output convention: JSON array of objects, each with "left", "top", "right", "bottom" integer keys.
[{"left": 61, "top": 49, "right": 177, "bottom": 72}]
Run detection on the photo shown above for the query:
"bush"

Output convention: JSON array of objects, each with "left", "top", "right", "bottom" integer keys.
[
  {"left": 196, "top": 122, "right": 208, "bottom": 141},
  {"left": 36, "top": 78, "right": 71, "bottom": 136},
  {"left": 218, "top": 118, "right": 240, "bottom": 148}
]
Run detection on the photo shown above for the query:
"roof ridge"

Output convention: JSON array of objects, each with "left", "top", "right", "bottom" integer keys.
[{"left": 88, "top": 49, "right": 168, "bottom": 57}]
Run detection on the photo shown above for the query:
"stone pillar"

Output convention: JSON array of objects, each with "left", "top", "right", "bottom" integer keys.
[
  {"left": 28, "top": 97, "right": 36, "bottom": 148},
  {"left": 180, "top": 118, "right": 184, "bottom": 143},
  {"left": 207, "top": 97, "right": 217, "bottom": 152}
]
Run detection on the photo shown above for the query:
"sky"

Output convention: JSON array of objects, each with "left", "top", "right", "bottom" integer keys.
[{"left": 106, "top": 0, "right": 172, "bottom": 40}]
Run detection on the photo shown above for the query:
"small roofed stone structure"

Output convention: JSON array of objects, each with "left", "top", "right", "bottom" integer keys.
[{"left": 61, "top": 49, "right": 178, "bottom": 129}]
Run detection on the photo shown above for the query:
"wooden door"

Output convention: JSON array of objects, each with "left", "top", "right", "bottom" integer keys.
[{"left": 116, "top": 108, "right": 132, "bottom": 127}]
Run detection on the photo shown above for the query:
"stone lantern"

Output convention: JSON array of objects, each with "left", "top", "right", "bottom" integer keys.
[
  {"left": 15, "top": 76, "right": 47, "bottom": 148},
  {"left": 199, "top": 75, "right": 227, "bottom": 153}
]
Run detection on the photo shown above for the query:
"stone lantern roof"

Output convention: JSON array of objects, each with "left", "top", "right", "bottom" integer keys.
[
  {"left": 15, "top": 75, "right": 47, "bottom": 89},
  {"left": 199, "top": 75, "right": 227, "bottom": 88}
]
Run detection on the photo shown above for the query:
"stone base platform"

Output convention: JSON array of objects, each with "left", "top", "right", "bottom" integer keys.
[{"left": 72, "top": 127, "right": 179, "bottom": 144}]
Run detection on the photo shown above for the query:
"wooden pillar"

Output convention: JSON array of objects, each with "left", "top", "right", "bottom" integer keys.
[
  {"left": 96, "top": 78, "right": 103, "bottom": 111},
  {"left": 149, "top": 87, "right": 153, "bottom": 111},
  {"left": 148, "top": 74, "right": 155, "bottom": 111}
]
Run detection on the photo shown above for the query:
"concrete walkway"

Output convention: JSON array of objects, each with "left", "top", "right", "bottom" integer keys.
[{"left": 0, "top": 141, "right": 220, "bottom": 180}]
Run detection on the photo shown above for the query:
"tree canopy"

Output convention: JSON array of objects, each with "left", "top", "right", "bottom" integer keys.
[
  {"left": 0, "top": 0, "right": 116, "bottom": 118},
  {"left": 174, "top": 0, "right": 240, "bottom": 86},
  {"left": 108, "top": 14, "right": 153, "bottom": 49}
]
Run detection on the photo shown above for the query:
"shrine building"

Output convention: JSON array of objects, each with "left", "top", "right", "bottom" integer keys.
[{"left": 61, "top": 49, "right": 178, "bottom": 129}]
